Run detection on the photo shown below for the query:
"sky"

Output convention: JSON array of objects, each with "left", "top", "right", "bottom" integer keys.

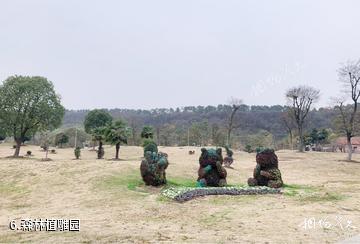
[{"left": 0, "top": 0, "right": 360, "bottom": 110}]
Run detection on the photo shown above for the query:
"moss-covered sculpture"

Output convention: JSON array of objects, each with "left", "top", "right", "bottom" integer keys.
[
  {"left": 247, "top": 148, "right": 283, "bottom": 188},
  {"left": 140, "top": 141, "right": 169, "bottom": 186},
  {"left": 197, "top": 148, "right": 227, "bottom": 187},
  {"left": 224, "top": 145, "right": 234, "bottom": 167}
]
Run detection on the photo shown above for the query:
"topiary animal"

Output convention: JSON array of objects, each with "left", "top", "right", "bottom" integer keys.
[
  {"left": 140, "top": 143, "right": 169, "bottom": 186},
  {"left": 247, "top": 148, "right": 283, "bottom": 188},
  {"left": 224, "top": 145, "right": 234, "bottom": 167},
  {"left": 197, "top": 148, "right": 227, "bottom": 187}
]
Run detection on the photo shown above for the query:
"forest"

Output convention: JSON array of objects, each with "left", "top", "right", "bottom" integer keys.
[{"left": 60, "top": 104, "right": 338, "bottom": 149}]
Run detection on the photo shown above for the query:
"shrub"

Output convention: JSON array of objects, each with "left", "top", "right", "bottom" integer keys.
[
  {"left": 50, "top": 149, "right": 56, "bottom": 154},
  {"left": 244, "top": 144, "right": 253, "bottom": 153},
  {"left": 142, "top": 139, "right": 158, "bottom": 156},
  {"left": 26, "top": 151, "right": 32, "bottom": 156},
  {"left": 74, "top": 147, "right": 81, "bottom": 159}
]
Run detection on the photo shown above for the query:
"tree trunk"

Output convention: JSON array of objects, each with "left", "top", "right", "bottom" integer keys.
[
  {"left": 289, "top": 130, "right": 293, "bottom": 150},
  {"left": 98, "top": 141, "right": 103, "bottom": 159},
  {"left": 115, "top": 143, "right": 120, "bottom": 159},
  {"left": 14, "top": 139, "right": 22, "bottom": 157},
  {"left": 347, "top": 136, "right": 353, "bottom": 161},
  {"left": 298, "top": 127, "right": 304, "bottom": 152},
  {"left": 227, "top": 128, "right": 232, "bottom": 147}
]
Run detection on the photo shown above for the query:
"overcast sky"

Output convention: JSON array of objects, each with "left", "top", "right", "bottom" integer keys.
[{"left": 1, "top": 0, "right": 360, "bottom": 110}]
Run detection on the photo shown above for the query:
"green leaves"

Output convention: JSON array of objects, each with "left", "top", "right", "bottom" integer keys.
[
  {"left": 104, "top": 119, "right": 130, "bottom": 145},
  {"left": 84, "top": 109, "right": 113, "bottom": 134},
  {"left": 141, "top": 126, "right": 154, "bottom": 139},
  {"left": 0, "top": 76, "right": 65, "bottom": 156}
]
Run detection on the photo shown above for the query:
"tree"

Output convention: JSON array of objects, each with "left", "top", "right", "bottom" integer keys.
[
  {"left": 93, "top": 127, "right": 107, "bottom": 159},
  {"left": 141, "top": 126, "right": 154, "bottom": 139},
  {"left": 281, "top": 109, "right": 296, "bottom": 150},
  {"left": 333, "top": 59, "right": 360, "bottom": 161},
  {"left": 54, "top": 132, "right": 69, "bottom": 148},
  {"left": 286, "top": 86, "right": 320, "bottom": 152},
  {"left": 0, "top": 76, "right": 65, "bottom": 157},
  {"left": 211, "top": 123, "right": 226, "bottom": 146},
  {"left": 0, "top": 126, "right": 6, "bottom": 141},
  {"left": 39, "top": 131, "right": 51, "bottom": 159},
  {"left": 304, "top": 128, "right": 330, "bottom": 148},
  {"left": 84, "top": 109, "right": 113, "bottom": 133},
  {"left": 84, "top": 109, "right": 113, "bottom": 158},
  {"left": 226, "top": 97, "right": 243, "bottom": 146},
  {"left": 63, "top": 127, "right": 90, "bottom": 148},
  {"left": 104, "top": 119, "right": 130, "bottom": 160},
  {"left": 189, "top": 121, "right": 210, "bottom": 146}
]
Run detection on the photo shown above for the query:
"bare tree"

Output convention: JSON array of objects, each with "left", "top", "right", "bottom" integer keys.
[
  {"left": 281, "top": 109, "right": 296, "bottom": 150},
  {"left": 226, "top": 97, "right": 243, "bottom": 147},
  {"left": 333, "top": 60, "right": 360, "bottom": 161},
  {"left": 286, "top": 86, "right": 320, "bottom": 152}
]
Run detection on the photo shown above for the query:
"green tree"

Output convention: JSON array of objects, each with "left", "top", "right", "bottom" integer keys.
[
  {"left": 54, "top": 132, "right": 69, "bottom": 148},
  {"left": 141, "top": 126, "right": 154, "bottom": 139},
  {"left": 93, "top": 127, "right": 106, "bottom": 159},
  {"left": 63, "top": 127, "right": 91, "bottom": 148},
  {"left": 0, "top": 76, "right": 65, "bottom": 157},
  {"left": 84, "top": 109, "right": 113, "bottom": 158},
  {"left": 104, "top": 119, "right": 130, "bottom": 160}
]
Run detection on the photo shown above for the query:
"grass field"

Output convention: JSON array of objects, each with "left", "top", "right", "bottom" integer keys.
[{"left": 0, "top": 144, "right": 359, "bottom": 243}]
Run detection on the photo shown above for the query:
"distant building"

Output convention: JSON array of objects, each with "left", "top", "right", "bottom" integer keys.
[{"left": 335, "top": 137, "right": 360, "bottom": 153}]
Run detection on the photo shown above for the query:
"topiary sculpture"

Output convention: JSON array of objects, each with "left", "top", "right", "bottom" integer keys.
[
  {"left": 197, "top": 148, "right": 227, "bottom": 187},
  {"left": 140, "top": 143, "right": 169, "bottom": 186},
  {"left": 247, "top": 148, "right": 283, "bottom": 188}
]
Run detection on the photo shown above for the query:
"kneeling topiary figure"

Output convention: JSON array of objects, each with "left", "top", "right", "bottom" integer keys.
[
  {"left": 197, "top": 148, "right": 227, "bottom": 187},
  {"left": 247, "top": 148, "right": 283, "bottom": 188},
  {"left": 140, "top": 142, "right": 169, "bottom": 186},
  {"left": 223, "top": 145, "right": 234, "bottom": 167}
]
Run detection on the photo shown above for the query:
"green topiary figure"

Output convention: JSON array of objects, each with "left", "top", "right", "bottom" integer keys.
[
  {"left": 74, "top": 147, "right": 81, "bottom": 159},
  {"left": 224, "top": 145, "right": 234, "bottom": 167},
  {"left": 197, "top": 148, "right": 227, "bottom": 187},
  {"left": 142, "top": 139, "right": 158, "bottom": 157},
  {"left": 247, "top": 148, "right": 283, "bottom": 188},
  {"left": 140, "top": 148, "right": 169, "bottom": 186}
]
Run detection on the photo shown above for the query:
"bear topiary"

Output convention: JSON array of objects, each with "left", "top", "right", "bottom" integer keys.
[
  {"left": 247, "top": 148, "right": 283, "bottom": 188},
  {"left": 197, "top": 148, "right": 227, "bottom": 187},
  {"left": 140, "top": 143, "right": 169, "bottom": 186}
]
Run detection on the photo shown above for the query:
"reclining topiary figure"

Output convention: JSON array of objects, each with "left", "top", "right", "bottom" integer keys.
[
  {"left": 140, "top": 141, "right": 169, "bottom": 186},
  {"left": 223, "top": 145, "right": 234, "bottom": 167},
  {"left": 247, "top": 148, "right": 283, "bottom": 188},
  {"left": 197, "top": 148, "right": 227, "bottom": 187}
]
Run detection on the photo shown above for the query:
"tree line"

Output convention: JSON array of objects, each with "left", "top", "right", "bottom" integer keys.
[{"left": 0, "top": 59, "right": 360, "bottom": 161}]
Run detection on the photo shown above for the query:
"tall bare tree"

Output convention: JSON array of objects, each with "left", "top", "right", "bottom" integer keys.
[
  {"left": 281, "top": 109, "right": 296, "bottom": 150},
  {"left": 286, "top": 86, "right": 320, "bottom": 152},
  {"left": 333, "top": 60, "right": 360, "bottom": 161},
  {"left": 226, "top": 97, "right": 243, "bottom": 147}
]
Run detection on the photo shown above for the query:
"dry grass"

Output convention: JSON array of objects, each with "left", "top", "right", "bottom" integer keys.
[{"left": 0, "top": 144, "right": 360, "bottom": 243}]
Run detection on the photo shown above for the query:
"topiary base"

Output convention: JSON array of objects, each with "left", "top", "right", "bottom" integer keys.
[{"left": 161, "top": 186, "right": 282, "bottom": 202}]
